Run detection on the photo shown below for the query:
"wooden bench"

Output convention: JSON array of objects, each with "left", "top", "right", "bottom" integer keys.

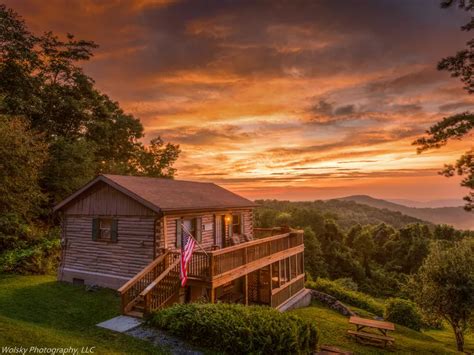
[{"left": 347, "top": 330, "right": 395, "bottom": 348}]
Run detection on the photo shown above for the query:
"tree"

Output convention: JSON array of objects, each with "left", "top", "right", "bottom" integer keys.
[
  {"left": 41, "top": 138, "right": 97, "bottom": 205},
  {"left": 414, "top": 1, "right": 473, "bottom": 211},
  {"left": 0, "top": 116, "right": 49, "bottom": 251},
  {"left": 303, "top": 226, "right": 328, "bottom": 278},
  {"left": 383, "top": 224, "right": 431, "bottom": 274},
  {"left": 0, "top": 116, "right": 48, "bottom": 220},
  {"left": 0, "top": 4, "right": 180, "bottom": 211},
  {"left": 409, "top": 239, "right": 474, "bottom": 352},
  {"left": 130, "top": 137, "right": 181, "bottom": 178},
  {"left": 353, "top": 229, "right": 375, "bottom": 277}
]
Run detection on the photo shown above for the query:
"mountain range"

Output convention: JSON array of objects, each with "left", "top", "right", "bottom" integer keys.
[{"left": 337, "top": 195, "right": 473, "bottom": 230}]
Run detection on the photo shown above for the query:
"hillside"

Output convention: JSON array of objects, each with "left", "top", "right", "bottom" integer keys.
[
  {"left": 339, "top": 195, "right": 473, "bottom": 230},
  {"left": 255, "top": 199, "right": 430, "bottom": 230}
]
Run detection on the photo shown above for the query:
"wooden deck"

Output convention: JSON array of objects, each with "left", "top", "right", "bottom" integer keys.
[
  {"left": 119, "top": 229, "right": 305, "bottom": 316},
  {"left": 185, "top": 230, "right": 304, "bottom": 286}
]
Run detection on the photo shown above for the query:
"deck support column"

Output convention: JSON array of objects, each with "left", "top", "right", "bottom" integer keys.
[
  {"left": 244, "top": 274, "right": 248, "bottom": 305},
  {"left": 210, "top": 287, "right": 215, "bottom": 304}
]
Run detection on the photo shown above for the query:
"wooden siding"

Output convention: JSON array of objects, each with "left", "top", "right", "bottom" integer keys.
[
  {"left": 62, "top": 216, "right": 155, "bottom": 278},
  {"left": 63, "top": 181, "right": 156, "bottom": 216},
  {"left": 158, "top": 209, "right": 254, "bottom": 251}
]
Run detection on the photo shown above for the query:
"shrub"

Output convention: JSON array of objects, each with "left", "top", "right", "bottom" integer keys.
[
  {"left": 334, "top": 277, "right": 358, "bottom": 291},
  {"left": 384, "top": 298, "right": 423, "bottom": 331},
  {"left": 0, "top": 228, "right": 61, "bottom": 274},
  {"left": 306, "top": 278, "right": 384, "bottom": 316},
  {"left": 148, "top": 303, "right": 318, "bottom": 354}
]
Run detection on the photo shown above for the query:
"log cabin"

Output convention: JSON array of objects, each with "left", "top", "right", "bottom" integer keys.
[{"left": 54, "top": 174, "right": 305, "bottom": 317}]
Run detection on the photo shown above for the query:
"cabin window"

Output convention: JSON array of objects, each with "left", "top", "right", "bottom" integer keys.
[
  {"left": 92, "top": 218, "right": 118, "bottom": 242},
  {"left": 177, "top": 217, "right": 202, "bottom": 248},
  {"left": 99, "top": 219, "right": 112, "bottom": 240},
  {"left": 232, "top": 214, "right": 242, "bottom": 235}
]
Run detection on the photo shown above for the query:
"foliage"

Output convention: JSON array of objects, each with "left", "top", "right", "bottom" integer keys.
[
  {"left": 0, "top": 237, "right": 60, "bottom": 275},
  {"left": 0, "top": 4, "right": 181, "bottom": 275},
  {"left": 0, "top": 117, "right": 47, "bottom": 220},
  {"left": 0, "top": 4, "right": 180, "bottom": 208},
  {"left": 306, "top": 278, "right": 384, "bottom": 316},
  {"left": 42, "top": 138, "right": 97, "bottom": 205},
  {"left": 255, "top": 199, "right": 426, "bottom": 231},
  {"left": 303, "top": 226, "right": 328, "bottom": 278},
  {"left": 414, "top": 1, "right": 474, "bottom": 210},
  {"left": 148, "top": 303, "right": 319, "bottom": 354},
  {"left": 334, "top": 278, "right": 358, "bottom": 291},
  {"left": 408, "top": 239, "right": 474, "bottom": 351},
  {"left": 384, "top": 298, "right": 423, "bottom": 331},
  {"left": 255, "top": 200, "right": 469, "bottom": 298}
]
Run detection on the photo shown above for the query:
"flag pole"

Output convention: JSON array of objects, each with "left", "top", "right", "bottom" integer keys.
[{"left": 181, "top": 223, "right": 209, "bottom": 256}]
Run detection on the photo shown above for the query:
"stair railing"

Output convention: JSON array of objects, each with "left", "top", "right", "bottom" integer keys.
[
  {"left": 118, "top": 250, "right": 170, "bottom": 314},
  {"left": 141, "top": 252, "right": 181, "bottom": 314}
]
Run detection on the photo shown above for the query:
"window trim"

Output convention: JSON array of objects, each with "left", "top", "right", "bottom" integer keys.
[{"left": 231, "top": 213, "right": 242, "bottom": 235}]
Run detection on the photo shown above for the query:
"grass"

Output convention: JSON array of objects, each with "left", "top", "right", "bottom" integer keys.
[
  {"left": 291, "top": 301, "right": 474, "bottom": 354},
  {"left": 0, "top": 274, "right": 164, "bottom": 354},
  {"left": 2, "top": 275, "right": 473, "bottom": 354}
]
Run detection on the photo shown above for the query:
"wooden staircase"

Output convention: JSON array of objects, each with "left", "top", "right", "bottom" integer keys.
[{"left": 118, "top": 250, "right": 181, "bottom": 318}]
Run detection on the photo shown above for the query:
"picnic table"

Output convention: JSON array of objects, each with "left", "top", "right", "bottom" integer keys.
[{"left": 348, "top": 316, "right": 395, "bottom": 348}]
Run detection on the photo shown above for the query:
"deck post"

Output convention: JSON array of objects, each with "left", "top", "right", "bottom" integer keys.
[
  {"left": 210, "top": 287, "right": 215, "bottom": 303},
  {"left": 244, "top": 274, "right": 248, "bottom": 305},
  {"left": 269, "top": 263, "right": 273, "bottom": 307}
]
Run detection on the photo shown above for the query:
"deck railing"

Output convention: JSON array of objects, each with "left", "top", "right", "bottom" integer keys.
[
  {"left": 166, "top": 230, "right": 304, "bottom": 283},
  {"left": 271, "top": 274, "right": 305, "bottom": 308},
  {"left": 210, "top": 231, "right": 303, "bottom": 279}
]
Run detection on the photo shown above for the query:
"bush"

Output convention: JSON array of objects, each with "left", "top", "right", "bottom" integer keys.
[
  {"left": 148, "top": 303, "right": 318, "bottom": 354},
  {"left": 384, "top": 298, "right": 423, "bottom": 331},
  {"left": 334, "top": 277, "right": 358, "bottom": 291},
  {"left": 0, "top": 228, "right": 61, "bottom": 274},
  {"left": 306, "top": 278, "right": 384, "bottom": 316}
]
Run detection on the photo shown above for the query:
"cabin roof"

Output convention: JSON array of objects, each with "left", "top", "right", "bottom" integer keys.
[{"left": 53, "top": 174, "right": 256, "bottom": 213}]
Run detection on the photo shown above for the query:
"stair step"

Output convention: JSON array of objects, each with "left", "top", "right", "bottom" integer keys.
[{"left": 125, "top": 310, "right": 144, "bottom": 318}]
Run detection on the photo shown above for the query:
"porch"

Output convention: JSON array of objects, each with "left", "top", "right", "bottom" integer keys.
[{"left": 119, "top": 228, "right": 305, "bottom": 316}]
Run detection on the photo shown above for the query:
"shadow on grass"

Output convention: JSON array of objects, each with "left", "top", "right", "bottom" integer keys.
[{"left": 0, "top": 275, "right": 120, "bottom": 330}]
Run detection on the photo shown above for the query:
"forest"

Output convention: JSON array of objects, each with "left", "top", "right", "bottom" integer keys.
[{"left": 255, "top": 199, "right": 473, "bottom": 298}]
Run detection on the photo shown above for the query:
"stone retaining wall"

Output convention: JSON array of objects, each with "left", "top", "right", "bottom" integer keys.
[{"left": 310, "top": 290, "right": 356, "bottom": 317}]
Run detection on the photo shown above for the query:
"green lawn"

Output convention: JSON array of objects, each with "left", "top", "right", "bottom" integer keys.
[
  {"left": 291, "top": 301, "right": 474, "bottom": 354},
  {"left": 0, "top": 274, "right": 165, "bottom": 354},
  {"left": 2, "top": 275, "right": 473, "bottom": 354}
]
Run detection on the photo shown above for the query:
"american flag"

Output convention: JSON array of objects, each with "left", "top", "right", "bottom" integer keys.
[{"left": 180, "top": 224, "right": 196, "bottom": 287}]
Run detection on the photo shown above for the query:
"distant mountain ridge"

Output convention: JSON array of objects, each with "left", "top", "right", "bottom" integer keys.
[
  {"left": 387, "top": 198, "right": 464, "bottom": 208},
  {"left": 338, "top": 195, "right": 473, "bottom": 230}
]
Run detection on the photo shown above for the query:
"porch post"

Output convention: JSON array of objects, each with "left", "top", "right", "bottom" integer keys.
[
  {"left": 244, "top": 274, "right": 248, "bottom": 305},
  {"left": 210, "top": 287, "right": 215, "bottom": 304}
]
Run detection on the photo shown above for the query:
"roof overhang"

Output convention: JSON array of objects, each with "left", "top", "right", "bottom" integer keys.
[
  {"left": 53, "top": 175, "right": 162, "bottom": 214},
  {"left": 53, "top": 175, "right": 257, "bottom": 214}
]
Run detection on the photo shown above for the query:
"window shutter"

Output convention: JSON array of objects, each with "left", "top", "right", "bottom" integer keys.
[
  {"left": 111, "top": 219, "right": 118, "bottom": 242},
  {"left": 195, "top": 217, "right": 202, "bottom": 243},
  {"left": 92, "top": 218, "right": 99, "bottom": 241},
  {"left": 176, "top": 219, "right": 182, "bottom": 248},
  {"left": 240, "top": 213, "right": 244, "bottom": 234}
]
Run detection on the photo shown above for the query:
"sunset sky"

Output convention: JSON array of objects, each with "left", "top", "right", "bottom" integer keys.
[{"left": 8, "top": 0, "right": 473, "bottom": 202}]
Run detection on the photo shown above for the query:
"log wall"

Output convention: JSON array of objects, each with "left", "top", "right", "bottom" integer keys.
[
  {"left": 60, "top": 216, "right": 156, "bottom": 286},
  {"left": 157, "top": 209, "right": 254, "bottom": 252}
]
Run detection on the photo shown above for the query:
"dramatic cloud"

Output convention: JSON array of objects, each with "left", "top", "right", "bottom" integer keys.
[{"left": 7, "top": 0, "right": 473, "bottom": 201}]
